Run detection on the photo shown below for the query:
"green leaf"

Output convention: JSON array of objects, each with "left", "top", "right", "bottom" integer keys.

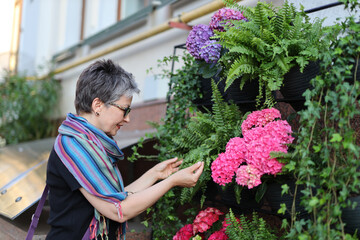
[
  {"left": 255, "top": 182, "right": 267, "bottom": 203},
  {"left": 234, "top": 185, "right": 243, "bottom": 204},
  {"left": 281, "top": 183, "right": 290, "bottom": 195},
  {"left": 334, "top": 47, "right": 343, "bottom": 55},
  {"left": 312, "top": 144, "right": 321, "bottom": 152},
  {"left": 330, "top": 133, "right": 343, "bottom": 142},
  {"left": 309, "top": 197, "right": 319, "bottom": 207},
  {"left": 141, "top": 220, "right": 149, "bottom": 228},
  {"left": 278, "top": 203, "right": 287, "bottom": 215}
]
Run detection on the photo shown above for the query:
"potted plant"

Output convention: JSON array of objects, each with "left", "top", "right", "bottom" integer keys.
[
  {"left": 215, "top": 0, "right": 328, "bottom": 109},
  {"left": 284, "top": 1, "right": 360, "bottom": 238},
  {"left": 185, "top": 7, "right": 258, "bottom": 112},
  {"left": 210, "top": 107, "right": 295, "bottom": 211}
]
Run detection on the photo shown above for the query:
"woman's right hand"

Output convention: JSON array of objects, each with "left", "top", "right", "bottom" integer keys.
[{"left": 169, "top": 161, "right": 204, "bottom": 187}]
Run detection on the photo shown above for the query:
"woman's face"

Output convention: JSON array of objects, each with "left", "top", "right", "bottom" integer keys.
[{"left": 96, "top": 95, "right": 133, "bottom": 136}]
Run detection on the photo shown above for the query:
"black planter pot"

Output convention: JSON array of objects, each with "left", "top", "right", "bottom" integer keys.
[
  {"left": 223, "top": 78, "right": 259, "bottom": 113},
  {"left": 217, "top": 185, "right": 262, "bottom": 214},
  {"left": 342, "top": 195, "right": 360, "bottom": 236},
  {"left": 280, "top": 61, "right": 320, "bottom": 111},
  {"left": 265, "top": 180, "right": 308, "bottom": 219},
  {"left": 193, "top": 75, "right": 225, "bottom": 113}
]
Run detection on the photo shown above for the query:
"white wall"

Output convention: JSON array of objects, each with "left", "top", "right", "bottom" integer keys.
[
  {"left": 288, "top": 0, "right": 359, "bottom": 27},
  {"left": 0, "top": 0, "right": 15, "bottom": 72}
]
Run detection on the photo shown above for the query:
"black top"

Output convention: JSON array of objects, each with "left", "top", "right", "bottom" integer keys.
[{"left": 46, "top": 148, "right": 120, "bottom": 240}]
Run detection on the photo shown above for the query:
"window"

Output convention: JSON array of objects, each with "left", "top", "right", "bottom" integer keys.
[
  {"left": 120, "top": 0, "right": 148, "bottom": 20},
  {"left": 83, "top": 0, "right": 117, "bottom": 38}
]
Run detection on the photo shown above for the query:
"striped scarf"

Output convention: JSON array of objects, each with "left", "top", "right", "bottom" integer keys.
[{"left": 54, "top": 113, "right": 128, "bottom": 239}]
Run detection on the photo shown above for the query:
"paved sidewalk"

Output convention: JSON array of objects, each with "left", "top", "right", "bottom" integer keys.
[{"left": 0, "top": 216, "right": 27, "bottom": 240}]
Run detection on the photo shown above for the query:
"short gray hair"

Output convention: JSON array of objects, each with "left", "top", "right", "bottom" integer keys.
[{"left": 75, "top": 59, "right": 140, "bottom": 114}]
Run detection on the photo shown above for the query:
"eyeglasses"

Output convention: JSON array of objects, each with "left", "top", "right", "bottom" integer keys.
[{"left": 109, "top": 102, "right": 131, "bottom": 117}]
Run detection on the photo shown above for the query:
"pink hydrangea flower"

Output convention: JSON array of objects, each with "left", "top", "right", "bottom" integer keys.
[
  {"left": 208, "top": 230, "right": 228, "bottom": 240},
  {"left": 193, "top": 207, "right": 224, "bottom": 234},
  {"left": 243, "top": 126, "right": 288, "bottom": 175},
  {"left": 211, "top": 108, "right": 294, "bottom": 189},
  {"left": 173, "top": 224, "right": 194, "bottom": 240},
  {"left": 225, "top": 137, "right": 247, "bottom": 160},
  {"left": 209, "top": 8, "right": 247, "bottom": 32},
  {"left": 211, "top": 152, "right": 244, "bottom": 186},
  {"left": 235, "top": 165, "right": 263, "bottom": 188},
  {"left": 241, "top": 108, "right": 281, "bottom": 134}
]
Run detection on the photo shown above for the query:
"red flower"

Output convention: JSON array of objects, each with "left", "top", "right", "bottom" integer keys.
[
  {"left": 173, "top": 224, "right": 194, "bottom": 240},
  {"left": 193, "top": 207, "right": 224, "bottom": 234},
  {"left": 208, "top": 230, "right": 228, "bottom": 240}
]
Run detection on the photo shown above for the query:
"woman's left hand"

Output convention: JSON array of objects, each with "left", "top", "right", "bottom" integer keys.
[{"left": 153, "top": 157, "right": 183, "bottom": 180}]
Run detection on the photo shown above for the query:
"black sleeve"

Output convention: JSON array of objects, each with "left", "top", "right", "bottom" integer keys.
[{"left": 47, "top": 148, "right": 81, "bottom": 191}]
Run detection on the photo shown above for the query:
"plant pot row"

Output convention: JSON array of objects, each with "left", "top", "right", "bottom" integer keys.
[{"left": 194, "top": 61, "right": 359, "bottom": 113}]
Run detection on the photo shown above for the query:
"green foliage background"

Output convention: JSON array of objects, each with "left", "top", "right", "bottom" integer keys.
[
  {"left": 283, "top": 2, "right": 360, "bottom": 238},
  {"left": 0, "top": 72, "right": 61, "bottom": 145}
]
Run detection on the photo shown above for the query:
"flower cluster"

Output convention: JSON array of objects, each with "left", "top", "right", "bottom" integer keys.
[
  {"left": 209, "top": 8, "right": 247, "bottom": 32},
  {"left": 186, "top": 8, "right": 246, "bottom": 63},
  {"left": 193, "top": 207, "right": 224, "bottom": 234},
  {"left": 211, "top": 108, "right": 294, "bottom": 189},
  {"left": 173, "top": 224, "right": 193, "bottom": 240},
  {"left": 186, "top": 24, "right": 216, "bottom": 61},
  {"left": 173, "top": 207, "right": 238, "bottom": 240}
]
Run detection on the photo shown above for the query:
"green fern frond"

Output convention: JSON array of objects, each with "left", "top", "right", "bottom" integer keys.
[
  {"left": 253, "top": 2, "right": 273, "bottom": 30},
  {"left": 176, "top": 81, "right": 244, "bottom": 204},
  {"left": 225, "top": 211, "right": 278, "bottom": 240},
  {"left": 173, "top": 114, "right": 213, "bottom": 150},
  {"left": 228, "top": 45, "right": 257, "bottom": 57},
  {"left": 226, "top": 56, "right": 256, "bottom": 84},
  {"left": 222, "top": 0, "right": 238, "bottom": 9},
  {"left": 211, "top": 79, "right": 227, "bottom": 125}
]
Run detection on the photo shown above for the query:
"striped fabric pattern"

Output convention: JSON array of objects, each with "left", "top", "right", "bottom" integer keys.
[{"left": 54, "top": 113, "right": 127, "bottom": 239}]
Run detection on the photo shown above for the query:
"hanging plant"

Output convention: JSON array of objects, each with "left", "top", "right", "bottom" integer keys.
[{"left": 215, "top": 0, "right": 329, "bottom": 108}]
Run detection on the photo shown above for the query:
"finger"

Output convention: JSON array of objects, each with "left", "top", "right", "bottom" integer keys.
[
  {"left": 163, "top": 157, "right": 178, "bottom": 164},
  {"left": 190, "top": 161, "right": 203, "bottom": 172},
  {"left": 172, "top": 159, "right": 183, "bottom": 167},
  {"left": 193, "top": 162, "right": 204, "bottom": 178}
]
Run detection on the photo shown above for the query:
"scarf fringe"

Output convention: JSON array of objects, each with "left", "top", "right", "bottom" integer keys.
[
  {"left": 114, "top": 202, "right": 123, "bottom": 220},
  {"left": 89, "top": 218, "right": 98, "bottom": 239}
]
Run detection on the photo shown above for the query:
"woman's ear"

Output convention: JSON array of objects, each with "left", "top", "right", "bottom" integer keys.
[{"left": 92, "top": 98, "right": 104, "bottom": 115}]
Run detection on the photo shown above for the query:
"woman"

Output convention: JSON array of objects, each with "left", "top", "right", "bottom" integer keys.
[{"left": 46, "top": 59, "right": 204, "bottom": 240}]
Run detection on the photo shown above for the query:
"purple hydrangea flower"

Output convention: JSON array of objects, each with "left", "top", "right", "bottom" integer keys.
[
  {"left": 209, "top": 8, "right": 247, "bottom": 32},
  {"left": 186, "top": 24, "right": 221, "bottom": 63},
  {"left": 200, "top": 40, "right": 221, "bottom": 63},
  {"left": 186, "top": 24, "right": 214, "bottom": 60}
]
